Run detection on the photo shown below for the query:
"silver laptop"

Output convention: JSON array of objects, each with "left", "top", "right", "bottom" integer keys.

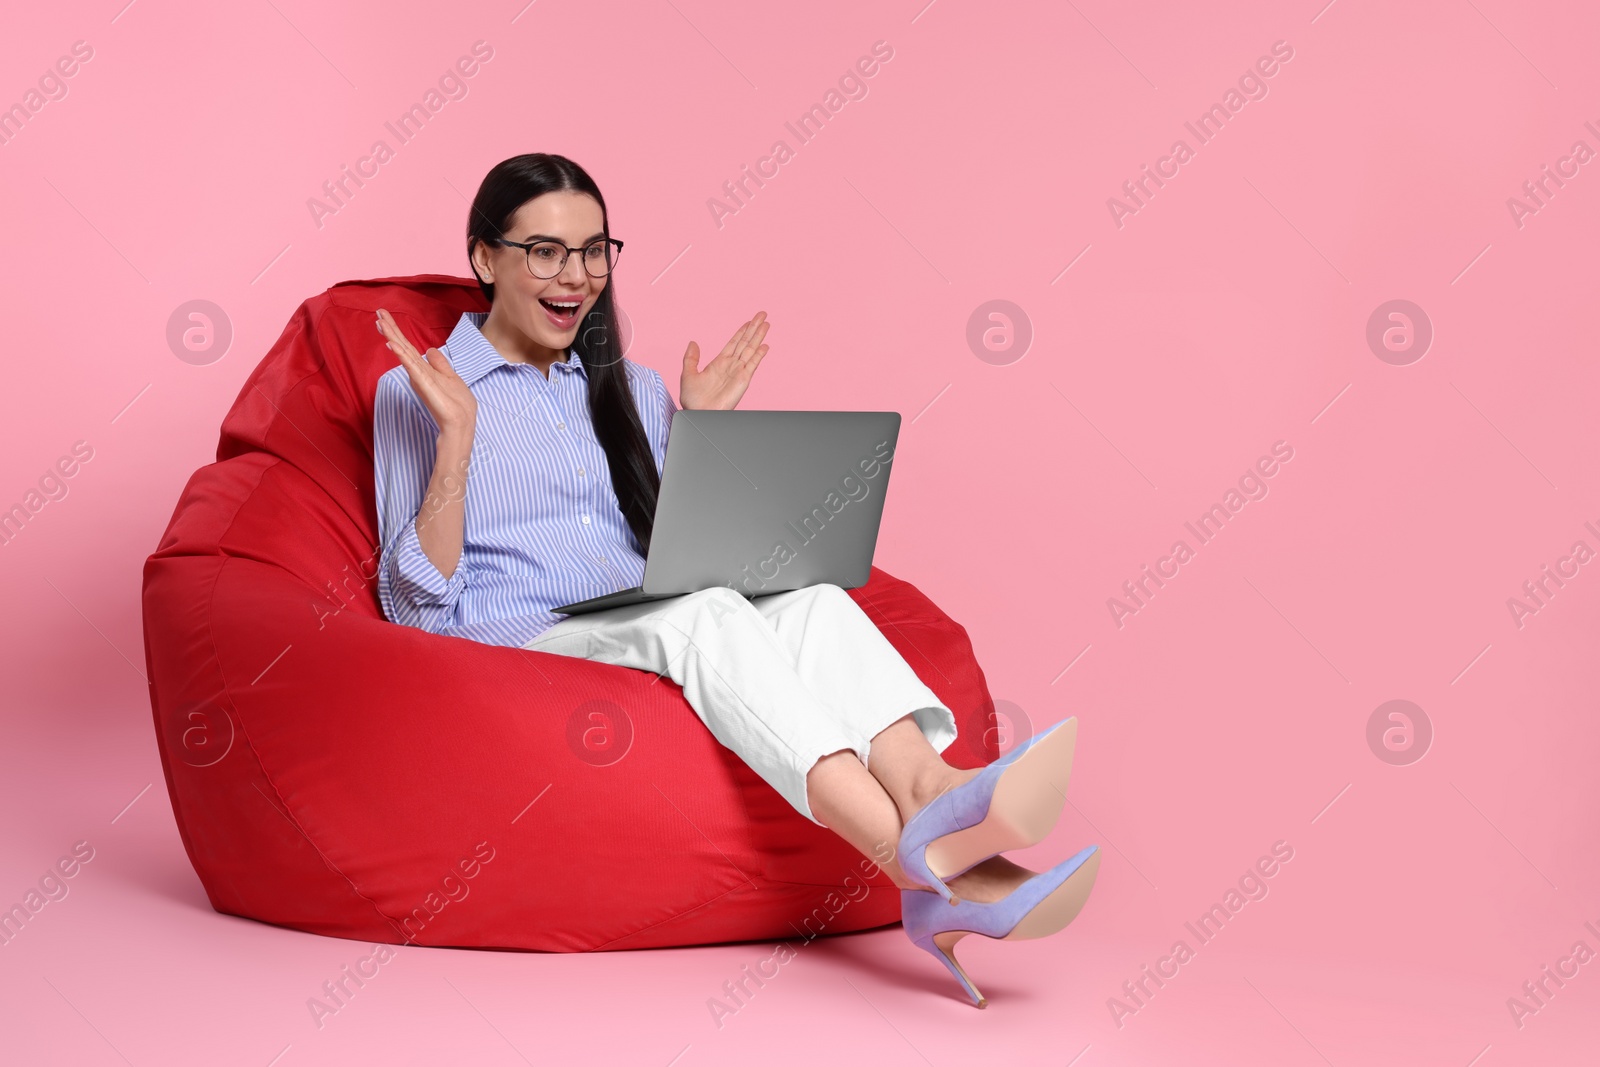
[{"left": 551, "top": 410, "right": 900, "bottom": 615}]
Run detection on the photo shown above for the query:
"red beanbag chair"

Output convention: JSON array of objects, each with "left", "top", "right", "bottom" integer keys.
[{"left": 140, "top": 274, "right": 1001, "bottom": 951}]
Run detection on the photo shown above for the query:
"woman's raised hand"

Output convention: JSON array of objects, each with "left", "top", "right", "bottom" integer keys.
[
  {"left": 680, "top": 311, "right": 770, "bottom": 411},
  {"left": 377, "top": 308, "right": 477, "bottom": 436}
]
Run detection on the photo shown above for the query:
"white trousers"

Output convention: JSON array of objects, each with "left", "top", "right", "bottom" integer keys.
[{"left": 522, "top": 583, "right": 959, "bottom": 824}]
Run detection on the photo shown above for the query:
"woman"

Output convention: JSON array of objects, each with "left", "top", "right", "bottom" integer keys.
[{"left": 371, "top": 152, "right": 1100, "bottom": 1007}]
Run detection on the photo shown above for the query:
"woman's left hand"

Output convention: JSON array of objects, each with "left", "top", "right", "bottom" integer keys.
[{"left": 680, "top": 311, "right": 770, "bottom": 410}]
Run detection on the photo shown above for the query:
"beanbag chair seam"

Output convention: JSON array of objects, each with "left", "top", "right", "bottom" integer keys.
[{"left": 589, "top": 880, "right": 761, "bottom": 951}]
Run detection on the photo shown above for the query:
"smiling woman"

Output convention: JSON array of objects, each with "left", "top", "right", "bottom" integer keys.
[
  {"left": 138, "top": 254, "right": 1031, "bottom": 977},
  {"left": 361, "top": 151, "right": 1098, "bottom": 1006}
]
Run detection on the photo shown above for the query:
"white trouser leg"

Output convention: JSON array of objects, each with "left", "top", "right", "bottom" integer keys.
[
  {"left": 746, "top": 582, "right": 958, "bottom": 772},
  {"left": 522, "top": 584, "right": 958, "bottom": 825}
]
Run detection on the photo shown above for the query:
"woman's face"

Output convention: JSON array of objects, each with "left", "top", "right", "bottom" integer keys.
[{"left": 474, "top": 190, "right": 609, "bottom": 354}]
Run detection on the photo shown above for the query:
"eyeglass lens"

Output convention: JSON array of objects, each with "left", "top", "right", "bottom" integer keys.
[{"left": 526, "top": 241, "right": 617, "bottom": 279}]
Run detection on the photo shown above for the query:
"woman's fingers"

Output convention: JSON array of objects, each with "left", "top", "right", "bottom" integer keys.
[
  {"left": 379, "top": 310, "right": 452, "bottom": 387},
  {"left": 425, "top": 346, "right": 459, "bottom": 381},
  {"left": 722, "top": 312, "right": 768, "bottom": 364},
  {"left": 736, "top": 316, "right": 769, "bottom": 364},
  {"left": 721, "top": 319, "right": 751, "bottom": 360},
  {"left": 746, "top": 319, "right": 769, "bottom": 359},
  {"left": 376, "top": 309, "right": 424, "bottom": 362},
  {"left": 378, "top": 310, "right": 443, "bottom": 405},
  {"left": 378, "top": 309, "right": 431, "bottom": 367}
]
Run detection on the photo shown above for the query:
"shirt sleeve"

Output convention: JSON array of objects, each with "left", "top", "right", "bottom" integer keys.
[
  {"left": 653, "top": 369, "right": 677, "bottom": 477},
  {"left": 373, "top": 371, "right": 469, "bottom": 634}
]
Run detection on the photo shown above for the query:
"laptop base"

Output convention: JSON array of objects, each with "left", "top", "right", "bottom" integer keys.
[{"left": 551, "top": 586, "right": 677, "bottom": 616}]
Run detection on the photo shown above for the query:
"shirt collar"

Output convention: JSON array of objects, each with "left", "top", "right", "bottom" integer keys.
[{"left": 443, "top": 311, "right": 585, "bottom": 387}]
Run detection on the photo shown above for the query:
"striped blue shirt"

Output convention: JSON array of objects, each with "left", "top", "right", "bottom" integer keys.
[{"left": 373, "top": 311, "right": 675, "bottom": 647}]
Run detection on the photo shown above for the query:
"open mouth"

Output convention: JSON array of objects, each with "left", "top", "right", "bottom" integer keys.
[{"left": 539, "top": 298, "right": 584, "bottom": 327}]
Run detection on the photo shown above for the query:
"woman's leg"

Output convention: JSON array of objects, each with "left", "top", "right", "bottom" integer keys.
[
  {"left": 806, "top": 741, "right": 1038, "bottom": 903},
  {"left": 526, "top": 585, "right": 1037, "bottom": 901},
  {"left": 522, "top": 586, "right": 898, "bottom": 828},
  {"left": 753, "top": 584, "right": 1041, "bottom": 901}
]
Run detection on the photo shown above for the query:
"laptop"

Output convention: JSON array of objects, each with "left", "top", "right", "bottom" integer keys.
[{"left": 551, "top": 409, "right": 901, "bottom": 615}]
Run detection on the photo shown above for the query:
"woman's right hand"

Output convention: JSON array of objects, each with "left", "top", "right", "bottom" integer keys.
[{"left": 377, "top": 308, "right": 478, "bottom": 436}]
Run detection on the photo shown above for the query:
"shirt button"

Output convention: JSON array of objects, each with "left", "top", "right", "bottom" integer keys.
[
  {"left": 556, "top": 421, "right": 566, "bottom": 431},
  {"left": 581, "top": 515, "right": 591, "bottom": 525},
  {"left": 597, "top": 555, "right": 607, "bottom": 563},
  {"left": 577, "top": 467, "right": 586, "bottom": 476}
]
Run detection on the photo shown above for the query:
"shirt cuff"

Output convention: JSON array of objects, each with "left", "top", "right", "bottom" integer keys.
[{"left": 387, "top": 517, "right": 468, "bottom": 607}]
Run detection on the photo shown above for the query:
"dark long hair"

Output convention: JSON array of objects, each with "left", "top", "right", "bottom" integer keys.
[{"left": 466, "top": 153, "right": 660, "bottom": 555}]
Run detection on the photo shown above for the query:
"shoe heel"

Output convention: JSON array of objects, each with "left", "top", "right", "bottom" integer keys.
[
  {"left": 913, "top": 930, "right": 987, "bottom": 1008},
  {"left": 901, "top": 843, "right": 960, "bottom": 906}
]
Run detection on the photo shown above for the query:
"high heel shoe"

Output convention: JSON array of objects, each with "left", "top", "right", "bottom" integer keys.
[
  {"left": 902, "top": 844, "right": 1102, "bottom": 1008},
  {"left": 899, "top": 717, "right": 1078, "bottom": 904}
]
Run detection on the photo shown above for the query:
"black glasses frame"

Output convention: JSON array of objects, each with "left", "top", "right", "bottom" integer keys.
[{"left": 490, "top": 236, "right": 625, "bottom": 279}]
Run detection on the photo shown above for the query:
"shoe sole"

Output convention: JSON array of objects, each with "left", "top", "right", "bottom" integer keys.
[
  {"left": 927, "top": 848, "right": 1102, "bottom": 1008},
  {"left": 923, "top": 717, "right": 1078, "bottom": 884},
  {"left": 1006, "top": 847, "right": 1101, "bottom": 939}
]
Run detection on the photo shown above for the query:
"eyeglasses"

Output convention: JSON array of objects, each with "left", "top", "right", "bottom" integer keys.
[{"left": 489, "top": 236, "right": 624, "bottom": 279}]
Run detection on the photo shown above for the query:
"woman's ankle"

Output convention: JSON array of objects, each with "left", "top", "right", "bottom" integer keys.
[
  {"left": 946, "top": 857, "right": 1034, "bottom": 903},
  {"left": 898, "top": 763, "right": 980, "bottom": 824}
]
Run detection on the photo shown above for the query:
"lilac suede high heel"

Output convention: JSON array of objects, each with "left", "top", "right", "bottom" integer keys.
[
  {"left": 899, "top": 717, "right": 1078, "bottom": 904},
  {"left": 902, "top": 844, "right": 1101, "bottom": 1008}
]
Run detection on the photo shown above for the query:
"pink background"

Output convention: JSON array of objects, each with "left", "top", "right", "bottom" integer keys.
[{"left": 3, "top": 0, "right": 1598, "bottom": 1063}]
